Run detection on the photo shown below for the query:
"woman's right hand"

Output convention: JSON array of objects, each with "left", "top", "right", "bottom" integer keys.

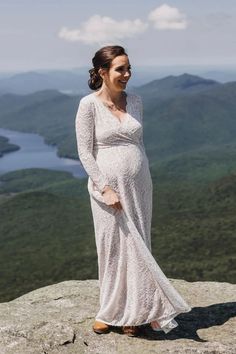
[{"left": 101, "top": 186, "right": 123, "bottom": 210}]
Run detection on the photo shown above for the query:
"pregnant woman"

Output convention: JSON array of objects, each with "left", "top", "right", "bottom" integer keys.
[{"left": 75, "top": 45, "right": 191, "bottom": 337}]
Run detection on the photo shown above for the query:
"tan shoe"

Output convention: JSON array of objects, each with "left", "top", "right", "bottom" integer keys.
[
  {"left": 122, "top": 326, "right": 139, "bottom": 337},
  {"left": 92, "top": 320, "right": 110, "bottom": 334}
]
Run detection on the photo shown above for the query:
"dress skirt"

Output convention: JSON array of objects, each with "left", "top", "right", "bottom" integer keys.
[{"left": 88, "top": 143, "right": 191, "bottom": 334}]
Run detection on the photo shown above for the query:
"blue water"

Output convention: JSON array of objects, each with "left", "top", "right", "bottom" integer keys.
[{"left": 0, "top": 128, "right": 86, "bottom": 178}]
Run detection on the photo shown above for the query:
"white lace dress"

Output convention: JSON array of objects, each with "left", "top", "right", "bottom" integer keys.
[{"left": 75, "top": 91, "right": 192, "bottom": 333}]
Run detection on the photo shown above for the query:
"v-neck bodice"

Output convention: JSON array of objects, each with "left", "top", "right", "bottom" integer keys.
[
  {"left": 87, "top": 91, "right": 144, "bottom": 151},
  {"left": 76, "top": 91, "right": 145, "bottom": 153},
  {"left": 92, "top": 92, "right": 130, "bottom": 124}
]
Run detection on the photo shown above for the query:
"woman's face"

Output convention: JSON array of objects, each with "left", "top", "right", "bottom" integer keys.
[{"left": 100, "top": 55, "right": 132, "bottom": 92}]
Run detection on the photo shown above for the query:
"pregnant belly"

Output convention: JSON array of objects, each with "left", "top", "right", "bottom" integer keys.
[{"left": 95, "top": 144, "right": 146, "bottom": 180}]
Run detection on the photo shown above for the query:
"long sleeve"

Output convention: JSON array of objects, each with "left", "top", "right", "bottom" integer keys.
[
  {"left": 75, "top": 98, "right": 109, "bottom": 193},
  {"left": 136, "top": 95, "right": 146, "bottom": 152}
]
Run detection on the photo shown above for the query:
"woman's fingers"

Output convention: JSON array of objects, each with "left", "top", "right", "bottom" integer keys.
[{"left": 103, "top": 189, "right": 123, "bottom": 210}]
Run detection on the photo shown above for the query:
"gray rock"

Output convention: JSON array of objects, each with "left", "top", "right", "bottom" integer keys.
[{"left": 0, "top": 278, "right": 235, "bottom": 353}]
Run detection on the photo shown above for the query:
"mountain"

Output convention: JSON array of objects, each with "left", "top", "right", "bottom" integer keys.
[
  {"left": 0, "top": 70, "right": 88, "bottom": 95},
  {"left": 0, "top": 68, "right": 164, "bottom": 95},
  {"left": 134, "top": 73, "right": 220, "bottom": 103},
  {"left": 0, "top": 90, "right": 79, "bottom": 158},
  {"left": 0, "top": 89, "right": 65, "bottom": 115},
  {"left": 0, "top": 74, "right": 236, "bottom": 162},
  {"left": 142, "top": 79, "right": 236, "bottom": 160},
  {"left": 0, "top": 67, "right": 171, "bottom": 95}
]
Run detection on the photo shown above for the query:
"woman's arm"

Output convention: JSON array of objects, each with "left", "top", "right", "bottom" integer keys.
[
  {"left": 136, "top": 95, "right": 146, "bottom": 151},
  {"left": 75, "top": 98, "right": 109, "bottom": 194}
]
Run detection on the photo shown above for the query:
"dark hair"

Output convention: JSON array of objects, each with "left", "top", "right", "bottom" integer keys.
[{"left": 88, "top": 45, "right": 128, "bottom": 90}]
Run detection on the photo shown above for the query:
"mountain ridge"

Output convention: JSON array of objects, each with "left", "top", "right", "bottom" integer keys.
[
  {"left": 134, "top": 73, "right": 221, "bottom": 101},
  {"left": 0, "top": 73, "right": 236, "bottom": 161}
]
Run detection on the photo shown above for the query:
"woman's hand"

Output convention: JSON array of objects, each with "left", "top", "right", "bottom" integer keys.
[{"left": 101, "top": 186, "right": 123, "bottom": 210}]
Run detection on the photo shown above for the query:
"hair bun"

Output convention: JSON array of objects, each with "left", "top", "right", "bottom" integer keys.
[
  {"left": 88, "top": 67, "right": 102, "bottom": 90},
  {"left": 89, "top": 68, "right": 96, "bottom": 77}
]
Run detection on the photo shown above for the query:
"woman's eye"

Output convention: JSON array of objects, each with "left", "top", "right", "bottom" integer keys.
[{"left": 116, "top": 67, "right": 131, "bottom": 72}]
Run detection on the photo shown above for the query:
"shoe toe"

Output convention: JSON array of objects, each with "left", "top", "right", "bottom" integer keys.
[{"left": 93, "top": 321, "right": 110, "bottom": 334}]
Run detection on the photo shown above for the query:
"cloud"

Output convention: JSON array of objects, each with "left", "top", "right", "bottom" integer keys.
[
  {"left": 58, "top": 15, "right": 148, "bottom": 44},
  {"left": 148, "top": 4, "right": 188, "bottom": 30}
]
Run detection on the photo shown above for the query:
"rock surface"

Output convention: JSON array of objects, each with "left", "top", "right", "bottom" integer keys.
[{"left": 0, "top": 278, "right": 235, "bottom": 353}]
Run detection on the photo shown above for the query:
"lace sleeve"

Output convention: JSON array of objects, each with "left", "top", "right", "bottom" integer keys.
[
  {"left": 136, "top": 95, "right": 146, "bottom": 151},
  {"left": 75, "top": 98, "right": 109, "bottom": 193}
]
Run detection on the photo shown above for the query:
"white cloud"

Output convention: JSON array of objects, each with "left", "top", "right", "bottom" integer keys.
[
  {"left": 148, "top": 4, "right": 188, "bottom": 30},
  {"left": 58, "top": 14, "right": 148, "bottom": 45}
]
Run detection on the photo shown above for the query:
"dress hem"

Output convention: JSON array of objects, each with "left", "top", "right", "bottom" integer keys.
[{"left": 95, "top": 305, "right": 192, "bottom": 334}]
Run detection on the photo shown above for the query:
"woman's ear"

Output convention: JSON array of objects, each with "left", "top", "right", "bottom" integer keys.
[
  {"left": 98, "top": 68, "right": 108, "bottom": 80},
  {"left": 98, "top": 68, "right": 104, "bottom": 79}
]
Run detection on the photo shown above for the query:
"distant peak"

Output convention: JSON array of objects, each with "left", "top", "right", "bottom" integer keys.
[{"left": 140, "top": 73, "right": 218, "bottom": 90}]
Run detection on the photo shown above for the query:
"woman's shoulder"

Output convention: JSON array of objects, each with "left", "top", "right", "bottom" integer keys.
[
  {"left": 77, "top": 93, "right": 97, "bottom": 113},
  {"left": 79, "top": 92, "right": 95, "bottom": 104}
]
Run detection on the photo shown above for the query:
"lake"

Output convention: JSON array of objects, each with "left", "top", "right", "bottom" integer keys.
[{"left": 0, "top": 128, "right": 86, "bottom": 178}]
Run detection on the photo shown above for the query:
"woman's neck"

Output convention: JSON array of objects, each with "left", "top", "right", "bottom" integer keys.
[{"left": 95, "top": 87, "right": 125, "bottom": 105}]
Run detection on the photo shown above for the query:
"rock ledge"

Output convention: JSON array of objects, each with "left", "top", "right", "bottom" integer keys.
[{"left": 0, "top": 278, "right": 235, "bottom": 353}]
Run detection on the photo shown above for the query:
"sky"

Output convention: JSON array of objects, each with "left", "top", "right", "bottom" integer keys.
[{"left": 0, "top": 0, "right": 236, "bottom": 72}]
